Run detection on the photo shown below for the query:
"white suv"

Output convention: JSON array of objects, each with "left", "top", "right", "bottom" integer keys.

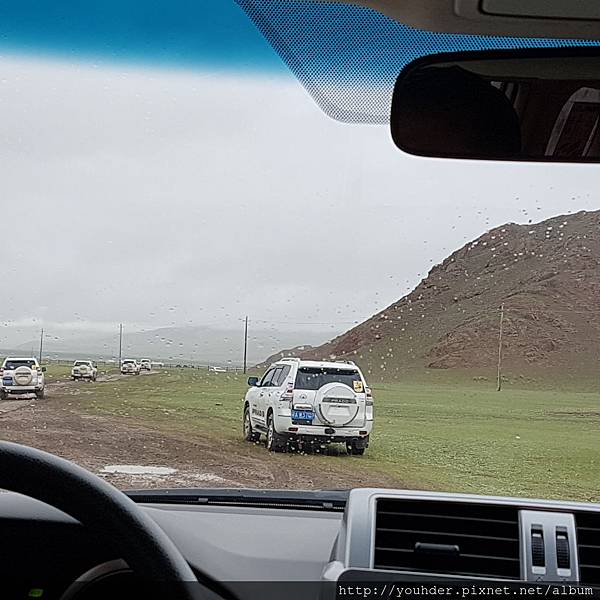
[
  {"left": 0, "top": 357, "right": 46, "bottom": 399},
  {"left": 71, "top": 360, "right": 98, "bottom": 381},
  {"left": 243, "top": 358, "right": 373, "bottom": 454},
  {"left": 120, "top": 359, "right": 141, "bottom": 375}
]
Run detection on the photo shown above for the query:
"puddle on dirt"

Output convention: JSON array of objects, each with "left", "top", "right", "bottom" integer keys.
[
  {"left": 188, "top": 473, "right": 225, "bottom": 482},
  {"left": 100, "top": 465, "right": 227, "bottom": 483},
  {"left": 102, "top": 465, "right": 177, "bottom": 475}
]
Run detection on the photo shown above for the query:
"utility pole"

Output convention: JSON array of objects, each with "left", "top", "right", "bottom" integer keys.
[
  {"left": 496, "top": 304, "right": 505, "bottom": 392},
  {"left": 38, "top": 328, "right": 44, "bottom": 365},
  {"left": 118, "top": 323, "right": 123, "bottom": 366},
  {"left": 243, "top": 316, "right": 248, "bottom": 375}
]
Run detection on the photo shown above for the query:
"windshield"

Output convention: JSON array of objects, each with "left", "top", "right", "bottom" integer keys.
[
  {"left": 295, "top": 367, "right": 362, "bottom": 391},
  {"left": 1, "top": 0, "right": 598, "bottom": 502},
  {"left": 3, "top": 360, "right": 36, "bottom": 370}
]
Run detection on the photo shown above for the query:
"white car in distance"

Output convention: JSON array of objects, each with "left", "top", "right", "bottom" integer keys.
[
  {"left": 71, "top": 360, "right": 98, "bottom": 381},
  {"left": 120, "top": 359, "right": 141, "bottom": 375}
]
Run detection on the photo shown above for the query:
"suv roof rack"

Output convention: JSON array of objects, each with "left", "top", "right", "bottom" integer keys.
[{"left": 275, "top": 357, "right": 358, "bottom": 367}]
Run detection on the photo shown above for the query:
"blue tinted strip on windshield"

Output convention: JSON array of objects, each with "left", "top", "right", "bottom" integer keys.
[
  {"left": 2, "top": 0, "right": 598, "bottom": 120},
  {"left": 237, "top": 0, "right": 600, "bottom": 123},
  {"left": 0, "top": 0, "right": 284, "bottom": 73}
]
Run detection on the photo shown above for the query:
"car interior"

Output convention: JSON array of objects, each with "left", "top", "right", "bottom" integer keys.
[{"left": 1, "top": 1, "right": 600, "bottom": 599}]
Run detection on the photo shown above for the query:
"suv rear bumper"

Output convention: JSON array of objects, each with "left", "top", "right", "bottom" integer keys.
[
  {"left": 287, "top": 432, "right": 370, "bottom": 447},
  {"left": 1, "top": 386, "right": 43, "bottom": 394},
  {"left": 274, "top": 415, "right": 372, "bottom": 439}
]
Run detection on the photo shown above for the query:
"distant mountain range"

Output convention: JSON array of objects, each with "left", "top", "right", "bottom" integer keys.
[
  {"left": 0, "top": 325, "right": 332, "bottom": 366},
  {"left": 294, "top": 210, "right": 600, "bottom": 379}
]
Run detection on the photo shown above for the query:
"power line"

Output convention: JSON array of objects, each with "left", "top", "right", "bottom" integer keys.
[
  {"left": 38, "top": 328, "right": 44, "bottom": 365},
  {"left": 118, "top": 323, "right": 123, "bottom": 365},
  {"left": 496, "top": 304, "right": 504, "bottom": 392},
  {"left": 243, "top": 316, "right": 248, "bottom": 375}
]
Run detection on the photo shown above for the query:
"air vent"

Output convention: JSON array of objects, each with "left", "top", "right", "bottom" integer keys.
[
  {"left": 374, "top": 499, "right": 520, "bottom": 579},
  {"left": 575, "top": 512, "right": 600, "bottom": 584}
]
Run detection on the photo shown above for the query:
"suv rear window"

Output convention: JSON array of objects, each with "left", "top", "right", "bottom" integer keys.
[
  {"left": 3, "top": 360, "right": 36, "bottom": 370},
  {"left": 294, "top": 367, "right": 362, "bottom": 391}
]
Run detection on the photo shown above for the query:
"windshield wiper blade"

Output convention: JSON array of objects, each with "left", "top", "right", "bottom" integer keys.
[{"left": 125, "top": 488, "right": 349, "bottom": 511}]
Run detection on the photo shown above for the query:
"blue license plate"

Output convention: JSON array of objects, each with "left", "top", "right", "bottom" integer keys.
[
  {"left": 2, "top": 378, "right": 13, "bottom": 386},
  {"left": 292, "top": 409, "right": 314, "bottom": 422}
]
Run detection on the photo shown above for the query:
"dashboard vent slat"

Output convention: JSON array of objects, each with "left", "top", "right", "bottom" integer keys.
[
  {"left": 374, "top": 499, "right": 520, "bottom": 579},
  {"left": 576, "top": 512, "right": 600, "bottom": 584}
]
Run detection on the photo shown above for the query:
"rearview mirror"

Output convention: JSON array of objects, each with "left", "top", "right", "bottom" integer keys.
[
  {"left": 391, "top": 48, "right": 600, "bottom": 162},
  {"left": 247, "top": 376, "right": 259, "bottom": 387},
  {"left": 41, "top": 366, "right": 47, "bottom": 372}
]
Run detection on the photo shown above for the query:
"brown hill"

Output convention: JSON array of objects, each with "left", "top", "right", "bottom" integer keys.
[{"left": 299, "top": 210, "right": 600, "bottom": 378}]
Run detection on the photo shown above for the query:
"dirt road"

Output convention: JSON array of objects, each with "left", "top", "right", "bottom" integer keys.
[{"left": 0, "top": 377, "right": 400, "bottom": 490}]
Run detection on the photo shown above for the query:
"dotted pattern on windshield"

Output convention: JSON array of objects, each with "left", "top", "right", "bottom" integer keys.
[{"left": 236, "top": 0, "right": 600, "bottom": 124}]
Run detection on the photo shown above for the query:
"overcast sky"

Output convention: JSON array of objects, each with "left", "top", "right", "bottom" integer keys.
[{"left": 1, "top": 52, "right": 599, "bottom": 349}]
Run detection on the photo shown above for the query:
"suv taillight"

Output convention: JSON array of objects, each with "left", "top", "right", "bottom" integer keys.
[{"left": 366, "top": 387, "right": 373, "bottom": 405}]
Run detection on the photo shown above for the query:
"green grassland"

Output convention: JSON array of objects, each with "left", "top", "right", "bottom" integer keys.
[{"left": 59, "top": 367, "right": 600, "bottom": 502}]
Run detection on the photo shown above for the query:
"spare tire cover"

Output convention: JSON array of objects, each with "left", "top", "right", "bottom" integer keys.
[
  {"left": 14, "top": 366, "right": 33, "bottom": 386},
  {"left": 314, "top": 382, "right": 359, "bottom": 427}
]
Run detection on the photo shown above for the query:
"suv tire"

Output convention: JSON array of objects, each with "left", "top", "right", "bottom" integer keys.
[
  {"left": 36, "top": 388, "right": 45, "bottom": 399},
  {"left": 0, "top": 389, "right": 7, "bottom": 400},
  {"left": 346, "top": 439, "right": 366, "bottom": 456},
  {"left": 266, "top": 414, "right": 287, "bottom": 453},
  {"left": 243, "top": 405, "right": 260, "bottom": 443}
]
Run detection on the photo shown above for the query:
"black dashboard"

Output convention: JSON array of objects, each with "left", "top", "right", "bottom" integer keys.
[{"left": 1, "top": 489, "right": 599, "bottom": 600}]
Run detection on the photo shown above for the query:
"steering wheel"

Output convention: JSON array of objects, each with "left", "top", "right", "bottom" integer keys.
[{"left": 0, "top": 441, "right": 204, "bottom": 599}]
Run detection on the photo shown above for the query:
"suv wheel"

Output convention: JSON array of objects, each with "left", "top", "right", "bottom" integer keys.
[
  {"left": 266, "top": 414, "right": 286, "bottom": 453},
  {"left": 35, "top": 388, "right": 45, "bottom": 399},
  {"left": 346, "top": 439, "right": 366, "bottom": 456},
  {"left": 243, "top": 406, "right": 260, "bottom": 443},
  {"left": 0, "top": 389, "right": 7, "bottom": 400}
]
